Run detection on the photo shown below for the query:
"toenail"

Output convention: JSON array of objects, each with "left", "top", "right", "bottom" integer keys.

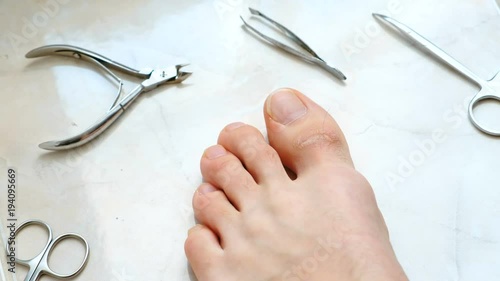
[
  {"left": 225, "top": 122, "right": 246, "bottom": 131},
  {"left": 204, "top": 145, "right": 227, "bottom": 159},
  {"left": 267, "top": 88, "right": 307, "bottom": 125},
  {"left": 188, "top": 224, "right": 203, "bottom": 235},
  {"left": 198, "top": 184, "right": 218, "bottom": 195}
]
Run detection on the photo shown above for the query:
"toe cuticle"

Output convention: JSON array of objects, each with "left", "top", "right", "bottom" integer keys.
[
  {"left": 267, "top": 88, "right": 308, "bottom": 125},
  {"left": 198, "top": 184, "right": 218, "bottom": 195},
  {"left": 204, "top": 145, "right": 227, "bottom": 159},
  {"left": 225, "top": 122, "right": 246, "bottom": 131}
]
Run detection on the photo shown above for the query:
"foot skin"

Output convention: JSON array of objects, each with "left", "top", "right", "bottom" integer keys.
[{"left": 185, "top": 89, "right": 408, "bottom": 281}]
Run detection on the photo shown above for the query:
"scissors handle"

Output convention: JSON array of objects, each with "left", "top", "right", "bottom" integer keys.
[
  {"left": 38, "top": 233, "right": 90, "bottom": 279},
  {"left": 8, "top": 220, "right": 90, "bottom": 280},
  {"left": 373, "top": 14, "right": 486, "bottom": 87},
  {"left": 11, "top": 220, "right": 53, "bottom": 264},
  {"left": 468, "top": 89, "right": 500, "bottom": 136},
  {"left": 8, "top": 220, "right": 51, "bottom": 281}
]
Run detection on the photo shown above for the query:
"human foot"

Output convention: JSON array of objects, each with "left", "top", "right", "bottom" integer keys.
[{"left": 185, "top": 88, "right": 408, "bottom": 281}]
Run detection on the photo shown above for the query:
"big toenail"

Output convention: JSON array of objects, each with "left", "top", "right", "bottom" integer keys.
[
  {"left": 225, "top": 122, "right": 245, "bottom": 131},
  {"left": 199, "top": 184, "right": 218, "bottom": 195},
  {"left": 267, "top": 88, "right": 307, "bottom": 125},
  {"left": 204, "top": 145, "right": 227, "bottom": 159}
]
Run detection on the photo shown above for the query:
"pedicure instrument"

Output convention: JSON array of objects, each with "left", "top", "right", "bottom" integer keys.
[
  {"left": 7, "top": 220, "right": 90, "bottom": 281},
  {"left": 26, "top": 44, "right": 192, "bottom": 150},
  {"left": 240, "top": 8, "right": 347, "bottom": 81},
  {"left": 374, "top": 14, "right": 500, "bottom": 136}
]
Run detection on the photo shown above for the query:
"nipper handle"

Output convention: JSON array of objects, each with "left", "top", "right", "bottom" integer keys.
[
  {"left": 39, "top": 85, "right": 144, "bottom": 150},
  {"left": 26, "top": 44, "right": 152, "bottom": 79}
]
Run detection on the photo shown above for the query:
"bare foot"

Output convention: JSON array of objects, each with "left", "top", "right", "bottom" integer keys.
[{"left": 185, "top": 89, "right": 408, "bottom": 281}]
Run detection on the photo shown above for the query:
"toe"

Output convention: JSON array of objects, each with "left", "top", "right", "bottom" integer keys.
[
  {"left": 264, "top": 88, "right": 353, "bottom": 174},
  {"left": 217, "top": 123, "right": 289, "bottom": 184},
  {"left": 201, "top": 145, "right": 259, "bottom": 209},
  {"left": 193, "top": 183, "right": 238, "bottom": 241},
  {"left": 185, "top": 224, "right": 223, "bottom": 280}
]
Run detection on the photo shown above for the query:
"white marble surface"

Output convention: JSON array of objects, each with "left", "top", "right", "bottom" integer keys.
[{"left": 1, "top": 0, "right": 500, "bottom": 280}]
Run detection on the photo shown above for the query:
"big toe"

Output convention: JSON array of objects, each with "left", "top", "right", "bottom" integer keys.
[{"left": 264, "top": 88, "right": 353, "bottom": 174}]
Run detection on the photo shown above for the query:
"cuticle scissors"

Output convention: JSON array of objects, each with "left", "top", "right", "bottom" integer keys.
[
  {"left": 26, "top": 44, "right": 192, "bottom": 151},
  {"left": 240, "top": 8, "right": 347, "bottom": 81},
  {"left": 7, "top": 220, "right": 90, "bottom": 281},
  {"left": 374, "top": 14, "right": 500, "bottom": 136}
]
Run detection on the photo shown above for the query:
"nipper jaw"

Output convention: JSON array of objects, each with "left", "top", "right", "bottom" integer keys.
[{"left": 142, "top": 65, "right": 192, "bottom": 91}]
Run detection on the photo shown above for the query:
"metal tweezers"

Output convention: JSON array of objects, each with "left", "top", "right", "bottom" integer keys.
[
  {"left": 27, "top": 44, "right": 192, "bottom": 151},
  {"left": 240, "top": 7, "right": 346, "bottom": 81}
]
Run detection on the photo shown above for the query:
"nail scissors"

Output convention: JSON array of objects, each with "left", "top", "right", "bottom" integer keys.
[
  {"left": 26, "top": 44, "right": 192, "bottom": 150},
  {"left": 7, "top": 220, "right": 90, "bottom": 281},
  {"left": 240, "top": 8, "right": 347, "bottom": 81},
  {"left": 374, "top": 14, "right": 500, "bottom": 136}
]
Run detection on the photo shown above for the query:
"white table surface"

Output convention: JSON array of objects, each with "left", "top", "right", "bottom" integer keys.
[{"left": 1, "top": 0, "right": 499, "bottom": 280}]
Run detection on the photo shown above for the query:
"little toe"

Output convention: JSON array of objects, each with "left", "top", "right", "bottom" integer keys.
[
  {"left": 217, "top": 123, "right": 289, "bottom": 184},
  {"left": 264, "top": 88, "right": 354, "bottom": 174},
  {"left": 193, "top": 183, "right": 238, "bottom": 240},
  {"left": 201, "top": 145, "right": 259, "bottom": 209},
  {"left": 185, "top": 224, "right": 223, "bottom": 280}
]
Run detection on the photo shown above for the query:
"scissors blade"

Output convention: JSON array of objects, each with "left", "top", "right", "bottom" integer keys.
[{"left": 373, "top": 13, "right": 485, "bottom": 87}]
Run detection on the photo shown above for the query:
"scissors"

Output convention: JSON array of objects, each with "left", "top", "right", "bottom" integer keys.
[
  {"left": 240, "top": 8, "right": 347, "bottom": 81},
  {"left": 374, "top": 14, "right": 500, "bottom": 136},
  {"left": 8, "top": 220, "right": 90, "bottom": 281},
  {"left": 26, "top": 44, "right": 192, "bottom": 150}
]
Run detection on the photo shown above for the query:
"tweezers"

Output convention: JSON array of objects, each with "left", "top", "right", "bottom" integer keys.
[{"left": 240, "top": 7, "right": 346, "bottom": 81}]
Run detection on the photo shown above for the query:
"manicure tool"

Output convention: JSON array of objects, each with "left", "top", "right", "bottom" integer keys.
[
  {"left": 7, "top": 220, "right": 90, "bottom": 281},
  {"left": 373, "top": 14, "right": 500, "bottom": 136},
  {"left": 26, "top": 44, "right": 192, "bottom": 150},
  {"left": 240, "top": 8, "right": 347, "bottom": 81}
]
